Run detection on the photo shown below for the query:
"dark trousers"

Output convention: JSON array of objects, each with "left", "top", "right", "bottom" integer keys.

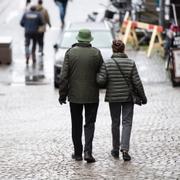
[
  {"left": 37, "top": 32, "right": 44, "bottom": 53},
  {"left": 109, "top": 102, "right": 134, "bottom": 151},
  {"left": 55, "top": 1, "right": 68, "bottom": 24},
  {"left": 69, "top": 102, "right": 99, "bottom": 156},
  {"left": 25, "top": 32, "right": 38, "bottom": 59}
]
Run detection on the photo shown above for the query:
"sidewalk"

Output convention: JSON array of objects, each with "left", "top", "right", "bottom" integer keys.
[
  {"left": 0, "top": 50, "right": 180, "bottom": 179},
  {"left": 0, "top": 0, "right": 180, "bottom": 179},
  {"left": 0, "top": 0, "right": 109, "bottom": 86}
]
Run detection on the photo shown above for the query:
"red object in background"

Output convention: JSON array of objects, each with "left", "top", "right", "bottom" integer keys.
[{"left": 170, "top": 24, "right": 180, "bottom": 32}]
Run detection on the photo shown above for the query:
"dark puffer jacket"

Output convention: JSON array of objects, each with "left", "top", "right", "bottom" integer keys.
[
  {"left": 97, "top": 52, "right": 147, "bottom": 102},
  {"left": 59, "top": 43, "right": 103, "bottom": 103}
]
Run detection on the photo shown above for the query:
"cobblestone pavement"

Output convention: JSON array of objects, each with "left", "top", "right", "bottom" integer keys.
[{"left": 0, "top": 50, "right": 180, "bottom": 180}]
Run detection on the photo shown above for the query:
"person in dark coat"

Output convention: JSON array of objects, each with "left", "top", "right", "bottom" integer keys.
[
  {"left": 54, "top": 0, "right": 70, "bottom": 29},
  {"left": 59, "top": 29, "right": 103, "bottom": 163},
  {"left": 97, "top": 40, "right": 147, "bottom": 161},
  {"left": 20, "top": 4, "right": 44, "bottom": 65}
]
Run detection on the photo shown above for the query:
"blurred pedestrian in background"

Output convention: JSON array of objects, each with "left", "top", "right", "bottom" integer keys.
[
  {"left": 97, "top": 40, "right": 147, "bottom": 161},
  {"left": 54, "top": 0, "right": 70, "bottom": 29},
  {"left": 20, "top": 3, "right": 44, "bottom": 65},
  {"left": 58, "top": 29, "right": 103, "bottom": 163},
  {"left": 26, "top": 0, "right": 31, "bottom": 7},
  {"left": 164, "top": 22, "right": 177, "bottom": 59},
  {"left": 25, "top": 0, "right": 31, "bottom": 11},
  {"left": 36, "top": 0, "right": 51, "bottom": 56}
]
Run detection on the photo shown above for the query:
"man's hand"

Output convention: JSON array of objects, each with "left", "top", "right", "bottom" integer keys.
[
  {"left": 141, "top": 96, "right": 147, "bottom": 105},
  {"left": 58, "top": 97, "right": 66, "bottom": 105}
]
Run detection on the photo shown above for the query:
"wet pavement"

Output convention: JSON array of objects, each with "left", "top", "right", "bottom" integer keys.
[
  {"left": 1, "top": 49, "right": 180, "bottom": 179},
  {"left": 0, "top": 0, "right": 180, "bottom": 179},
  {"left": 0, "top": 0, "right": 108, "bottom": 86}
]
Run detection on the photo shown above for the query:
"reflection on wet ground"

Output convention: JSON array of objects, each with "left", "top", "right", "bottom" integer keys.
[{"left": 25, "top": 55, "right": 46, "bottom": 85}]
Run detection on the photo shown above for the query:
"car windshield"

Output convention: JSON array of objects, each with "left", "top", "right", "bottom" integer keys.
[{"left": 61, "top": 31, "right": 112, "bottom": 48}]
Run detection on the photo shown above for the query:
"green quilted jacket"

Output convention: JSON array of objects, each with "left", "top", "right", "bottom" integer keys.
[
  {"left": 59, "top": 42, "right": 103, "bottom": 103},
  {"left": 97, "top": 52, "right": 147, "bottom": 102}
]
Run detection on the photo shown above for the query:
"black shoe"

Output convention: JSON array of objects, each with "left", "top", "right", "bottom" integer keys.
[
  {"left": 72, "top": 154, "right": 83, "bottom": 161},
  {"left": 122, "top": 151, "right": 131, "bottom": 161},
  {"left": 84, "top": 151, "right": 96, "bottom": 163},
  {"left": 111, "top": 149, "right": 119, "bottom": 158}
]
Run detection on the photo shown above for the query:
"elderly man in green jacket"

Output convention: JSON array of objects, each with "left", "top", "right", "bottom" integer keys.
[{"left": 59, "top": 29, "right": 103, "bottom": 163}]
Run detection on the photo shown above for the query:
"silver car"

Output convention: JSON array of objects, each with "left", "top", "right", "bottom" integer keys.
[{"left": 53, "top": 22, "right": 114, "bottom": 88}]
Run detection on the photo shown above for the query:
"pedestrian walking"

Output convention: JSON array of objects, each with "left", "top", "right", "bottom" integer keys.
[
  {"left": 36, "top": 0, "right": 51, "bottom": 55},
  {"left": 20, "top": 4, "right": 44, "bottom": 65},
  {"left": 54, "top": 0, "right": 70, "bottom": 29},
  {"left": 24, "top": 0, "right": 31, "bottom": 12},
  {"left": 97, "top": 40, "right": 147, "bottom": 161},
  {"left": 58, "top": 29, "right": 103, "bottom": 163},
  {"left": 26, "top": 0, "right": 31, "bottom": 7}
]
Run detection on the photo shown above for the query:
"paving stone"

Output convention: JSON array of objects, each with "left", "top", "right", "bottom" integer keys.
[{"left": 0, "top": 50, "right": 180, "bottom": 179}]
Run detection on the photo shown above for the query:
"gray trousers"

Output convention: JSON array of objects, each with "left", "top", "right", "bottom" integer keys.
[{"left": 109, "top": 102, "right": 134, "bottom": 151}]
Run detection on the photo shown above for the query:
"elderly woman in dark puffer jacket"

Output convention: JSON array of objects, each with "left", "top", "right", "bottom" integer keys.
[{"left": 97, "top": 40, "right": 147, "bottom": 161}]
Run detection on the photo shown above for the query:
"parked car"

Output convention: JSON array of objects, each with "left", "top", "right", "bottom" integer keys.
[{"left": 53, "top": 22, "right": 115, "bottom": 88}]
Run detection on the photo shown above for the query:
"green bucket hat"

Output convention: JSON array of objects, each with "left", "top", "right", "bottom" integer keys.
[{"left": 76, "top": 29, "right": 93, "bottom": 42}]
